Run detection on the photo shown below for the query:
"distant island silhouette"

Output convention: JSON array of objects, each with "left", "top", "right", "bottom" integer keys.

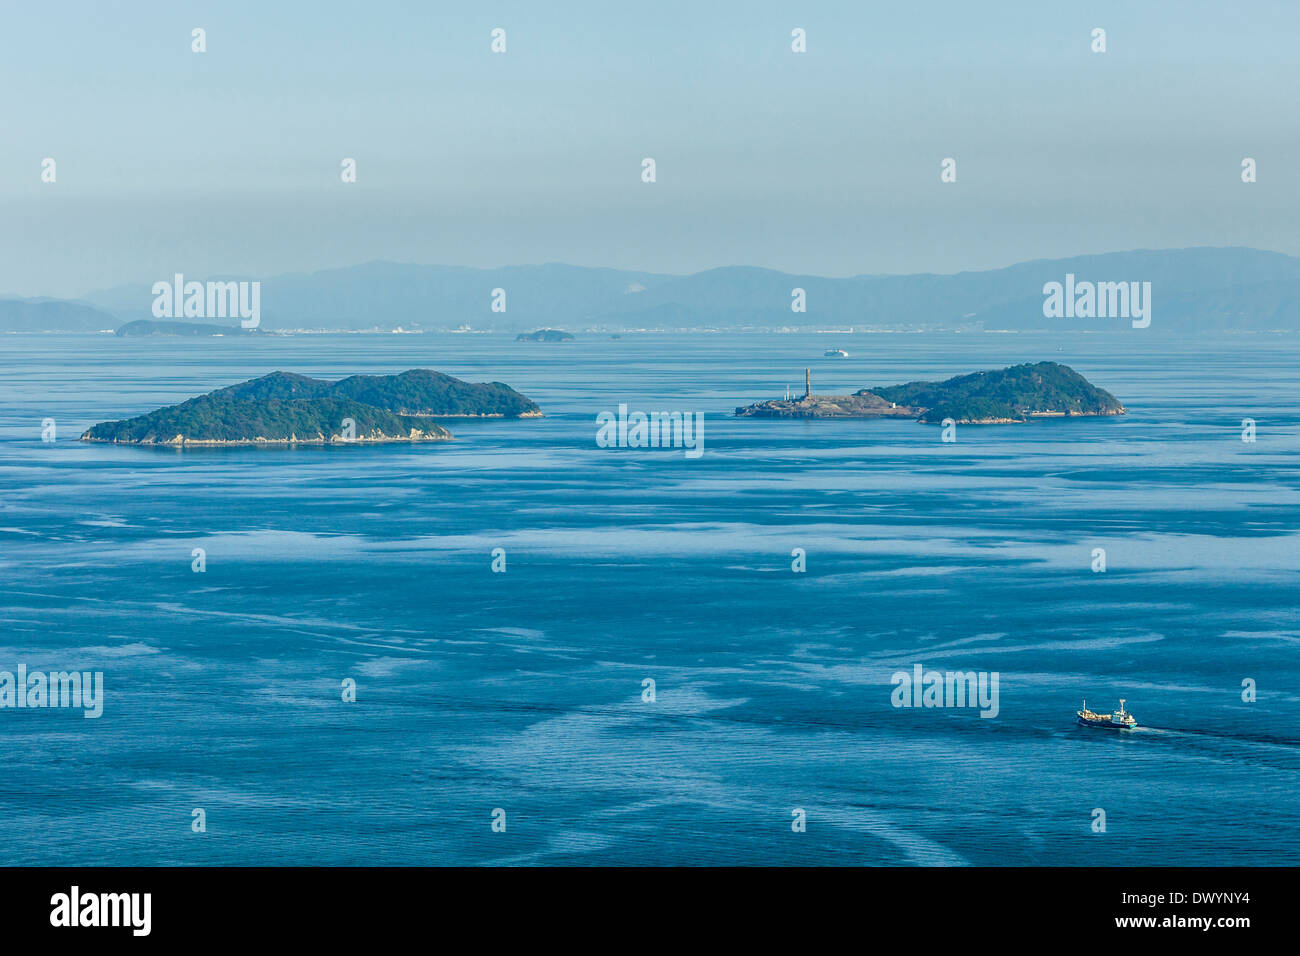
[
  {"left": 115, "top": 319, "right": 258, "bottom": 337},
  {"left": 516, "top": 329, "right": 574, "bottom": 342}
]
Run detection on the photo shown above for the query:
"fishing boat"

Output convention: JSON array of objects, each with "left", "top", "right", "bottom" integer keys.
[{"left": 1076, "top": 698, "right": 1137, "bottom": 730}]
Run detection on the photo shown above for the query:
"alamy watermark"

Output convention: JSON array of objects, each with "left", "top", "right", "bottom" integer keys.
[
  {"left": 891, "top": 663, "right": 999, "bottom": 718},
  {"left": 152, "top": 273, "right": 261, "bottom": 328},
  {"left": 50, "top": 886, "right": 149, "bottom": 936},
  {"left": 1, "top": 664, "right": 103, "bottom": 718},
  {"left": 1043, "top": 273, "right": 1151, "bottom": 328},
  {"left": 596, "top": 404, "right": 704, "bottom": 458}
]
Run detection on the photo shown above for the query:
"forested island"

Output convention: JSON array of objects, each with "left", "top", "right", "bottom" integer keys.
[
  {"left": 81, "top": 369, "right": 541, "bottom": 446},
  {"left": 735, "top": 362, "right": 1125, "bottom": 424}
]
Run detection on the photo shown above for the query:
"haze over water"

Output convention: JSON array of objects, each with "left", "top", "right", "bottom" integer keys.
[{"left": 1, "top": 330, "right": 1297, "bottom": 865}]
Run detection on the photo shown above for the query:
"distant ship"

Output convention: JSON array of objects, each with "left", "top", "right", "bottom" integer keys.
[
  {"left": 1076, "top": 698, "right": 1137, "bottom": 730},
  {"left": 823, "top": 348, "right": 848, "bottom": 358}
]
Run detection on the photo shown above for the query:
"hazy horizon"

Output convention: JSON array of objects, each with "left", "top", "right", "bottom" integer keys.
[{"left": 3, "top": 0, "right": 1298, "bottom": 298}]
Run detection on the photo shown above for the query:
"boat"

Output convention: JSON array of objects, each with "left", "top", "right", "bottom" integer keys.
[
  {"left": 1076, "top": 698, "right": 1137, "bottom": 730},
  {"left": 823, "top": 348, "right": 848, "bottom": 358}
]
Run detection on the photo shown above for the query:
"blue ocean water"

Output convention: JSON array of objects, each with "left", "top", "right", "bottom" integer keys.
[{"left": 0, "top": 331, "right": 1297, "bottom": 866}]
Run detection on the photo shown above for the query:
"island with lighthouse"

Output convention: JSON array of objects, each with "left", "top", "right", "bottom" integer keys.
[{"left": 734, "top": 361, "right": 1125, "bottom": 424}]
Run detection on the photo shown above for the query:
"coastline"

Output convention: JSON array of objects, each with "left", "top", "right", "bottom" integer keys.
[{"left": 78, "top": 431, "right": 455, "bottom": 446}]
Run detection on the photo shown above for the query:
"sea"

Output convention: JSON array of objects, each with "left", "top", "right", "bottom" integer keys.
[{"left": 0, "top": 330, "right": 1297, "bottom": 865}]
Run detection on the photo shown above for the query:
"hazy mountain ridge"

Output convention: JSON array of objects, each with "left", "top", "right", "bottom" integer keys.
[
  {"left": 0, "top": 297, "right": 121, "bottom": 332},
  {"left": 10, "top": 247, "right": 1300, "bottom": 332}
]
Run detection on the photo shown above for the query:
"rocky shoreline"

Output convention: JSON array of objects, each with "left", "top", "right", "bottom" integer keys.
[
  {"left": 81, "top": 428, "right": 453, "bottom": 446},
  {"left": 735, "top": 392, "right": 920, "bottom": 419}
]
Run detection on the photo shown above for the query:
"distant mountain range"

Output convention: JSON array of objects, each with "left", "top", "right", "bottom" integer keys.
[
  {"left": 7, "top": 247, "right": 1300, "bottom": 333},
  {"left": 0, "top": 297, "right": 120, "bottom": 332}
]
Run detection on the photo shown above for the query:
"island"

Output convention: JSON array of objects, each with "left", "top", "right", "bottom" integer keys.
[
  {"left": 115, "top": 320, "right": 260, "bottom": 337},
  {"left": 80, "top": 369, "right": 542, "bottom": 446},
  {"left": 735, "top": 362, "right": 1125, "bottom": 424},
  {"left": 515, "top": 329, "right": 574, "bottom": 342}
]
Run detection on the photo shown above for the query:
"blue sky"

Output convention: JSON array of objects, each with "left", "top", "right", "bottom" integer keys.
[{"left": 1, "top": 0, "right": 1297, "bottom": 296}]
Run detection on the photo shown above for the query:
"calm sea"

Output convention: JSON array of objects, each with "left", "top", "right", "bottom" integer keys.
[{"left": 0, "top": 330, "right": 1297, "bottom": 865}]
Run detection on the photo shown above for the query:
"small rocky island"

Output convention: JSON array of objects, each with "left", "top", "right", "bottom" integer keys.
[
  {"left": 81, "top": 369, "right": 541, "bottom": 446},
  {"left": 736, "top": 362, "right": 1125, "bottom": 424},
  {"left": 516, "top": 329, "right": 574, "bottom": 342}
]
